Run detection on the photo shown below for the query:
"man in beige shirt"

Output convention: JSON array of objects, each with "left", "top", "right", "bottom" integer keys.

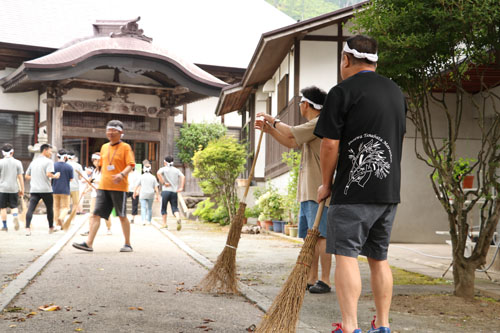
[{"left": 255, "top": 86, "right": 331, "bottom": 293}]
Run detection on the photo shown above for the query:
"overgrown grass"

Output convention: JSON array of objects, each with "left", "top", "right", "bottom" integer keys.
[{"left": 357, "top": 257, "right": 449, "bottom": 285}]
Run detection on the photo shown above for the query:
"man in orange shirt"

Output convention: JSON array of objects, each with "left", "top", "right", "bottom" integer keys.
[{"left": 73, "top": 120, "right": 136, "bottom": 252}]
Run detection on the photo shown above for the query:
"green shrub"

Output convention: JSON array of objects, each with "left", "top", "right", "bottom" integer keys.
[
  {"left": 193, "top": 198, "right": 216, "bottom": 222},
  {"left": 175, "top": 122, "right": 227, "bottom": 167}
]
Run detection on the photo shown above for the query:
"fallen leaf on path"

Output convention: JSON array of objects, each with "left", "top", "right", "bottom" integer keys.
[
  {"left": 73, "top": 320, "right": 82, "bottom": 324},
  {"left": 196, "top": 326, "right": 208, "bottom": 329},
  {"left": 203, "top": 318, "right": 215, "bottom": 323},
  {"left": 75, "top": 328, "right": 83, "bottom": 332},
  {"left": 38, "top": 305, "right": 61, "bottom": 311},
  {"left": 28, "top": 312, "right": 37, "bottom": 316},
  {"left": 4, "top": 307, "right": 23, "bottom": 312},
  {"left": 9, "top": 324, "right": 16, "bottom": 328},
  {"left": 97, "top": 268, "right": 104, "bottom": 271},
  {"left": 128, "top": 307, "right": 136, "bottom": 310},
  {"left": 137, "top": 307, "right": 144, "bottom": 311},
  {"left": 157, "top": 289, "right": 166, "bottom": 293}
]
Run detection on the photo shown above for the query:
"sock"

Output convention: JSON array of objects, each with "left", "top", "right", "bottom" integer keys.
[{"left": 2, "top": 221, "right": 6, "bottom": 228}]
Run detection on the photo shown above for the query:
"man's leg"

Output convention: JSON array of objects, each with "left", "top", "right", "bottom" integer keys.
[
  {"left": 368, "top": 258, "right": 392, "bottom": 329},
  {"left": 118, "top": 216, "right": 131, "bottom": 246},
  {"left": 53, "top": 194, "right": 62, "bottom": 227},
  {"left": 1, "top": 208, "right": 7, "bottom": 230},
  {"left": 318, "top": 237, "right": 332, "bottom": 285},
  {"left": 59, "top": 194, "right": 70, "bottom": 223},
  {"left": 41, "top": 193, "right": 54, "bottom": 229},
  {"left": 86, "top": 214, "right": 101, "bottom": 247},
  {"left": 26, "top": 194, "right": 41, "bottom": 229},
  {"left": 335, "top": 254, "right": 361, "bottom": 333},
  {"left": 160, "top": 191, "right": 168, "bottom": 228}
]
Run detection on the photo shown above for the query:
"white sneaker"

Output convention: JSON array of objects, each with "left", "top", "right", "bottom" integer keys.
[
  {"left": 107, "top": 230, "right": 112, "bottom": 235},
  {"left": 119, "top": 244, "right": 133, "bottom": 252},
  {"left": 13, "top": 216, "right": 19, "bottom": 231}
]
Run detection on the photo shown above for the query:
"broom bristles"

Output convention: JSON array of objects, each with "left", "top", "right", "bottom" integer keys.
[
  {"left": 198, "top": 202, "right": 247, "bottom": 294},
  {"left": 256, "top": 229, "right": 320, "bottom": 332}
]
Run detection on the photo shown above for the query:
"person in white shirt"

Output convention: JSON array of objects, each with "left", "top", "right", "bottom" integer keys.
[
  {"left": 133, "top": 163, "right": 159, "bottom": 225},
  {"left": 0, "top": 143, "right": 24, "bottom": 231},
  {"left": 157, "top": 156, "right": 185, "bottom": 231}
]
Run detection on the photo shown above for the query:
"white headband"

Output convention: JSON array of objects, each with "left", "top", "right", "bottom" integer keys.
[
  {"left": 143, "top": 166, "right": 151, "bottom": 172},
  {"left": 343, "top": 43, "right": 378, "bottom": 62},
  {"left": 166, "top": 162, "right": 174, "bottom": 167},
  {"left": 106, "top": 125, "right": 123, "bottom": 132},
  {"left": 57, "top": 154, "right": 68, "bottom": 159},
  {"left": 2, "top": 149, "right": 13, "bottom": 157},
  {"left": 300, "top": 96, "right": 323, "bottom": 110},
  {"left": 91, "top": 154, "right": 101, "bottom": 160}
]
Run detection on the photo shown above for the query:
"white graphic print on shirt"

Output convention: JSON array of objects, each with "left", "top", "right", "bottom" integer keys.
[{"left": 345, "top": 134, "right": 392, "bottom": 195}]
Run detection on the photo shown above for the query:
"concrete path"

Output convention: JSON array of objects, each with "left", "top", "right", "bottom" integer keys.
[{"left": 1, "top": 214, "right": 499, "bottom": 332}]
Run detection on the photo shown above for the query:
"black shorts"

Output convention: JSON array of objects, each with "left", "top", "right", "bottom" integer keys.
[
  {"left": 161, "top": 191, "right": 178, "bottom": 215},
  {"left": 93, "top": 190, "right": 127, "bottom": 220},
  {"left": 326, "top": 203, "right": 398, "bottom": 260},
  {"left": 0, "top": 193, "right": 19, "bottom": 209}
]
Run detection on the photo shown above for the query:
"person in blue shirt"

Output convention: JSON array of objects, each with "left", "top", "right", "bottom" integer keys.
[{"left": 52, "top": 149, "right": 73, "bottom": 230}]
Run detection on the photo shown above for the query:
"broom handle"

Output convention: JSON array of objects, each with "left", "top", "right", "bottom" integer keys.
[
  {"left": 76, "top": 169, "right": 97, "bottom": 191},
  {"left": 242, "top": 128, "right": 265, "bottom": 201},
  {"left": 312, "top": 200, "right": 326, "bottom": 230}
]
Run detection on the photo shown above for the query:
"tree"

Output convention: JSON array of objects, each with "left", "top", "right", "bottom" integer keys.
[
  {"left": 352, "top": 0, "right": 500, "bottom": 298},
  {"left": 175, "top": 122, "right": 226, "bottom": 167},
  {"left": 192, "top": 136, "right": 247, "bottom": 222}
]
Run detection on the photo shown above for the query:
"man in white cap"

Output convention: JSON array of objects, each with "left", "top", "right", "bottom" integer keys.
[
  {"left": 0, "top": 143, "right": 24, "bottom": 231},
  {"left": 73, "top": 120, "right": 135, "bottom": 252},
  {"left": 315, "top": 35, "right": 406, "bottom": 333}
]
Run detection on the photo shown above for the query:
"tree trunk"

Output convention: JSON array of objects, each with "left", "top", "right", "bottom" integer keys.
[{"left": 452, "top": 260, "right": 476, "bottom": 299}]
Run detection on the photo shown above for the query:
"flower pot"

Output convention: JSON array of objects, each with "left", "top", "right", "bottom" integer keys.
[
  {"left": 463, "top": 175, "right": 474, "bottom": 189},
  {"left": 272, "top": 220, "right": 285, "bottom": 233},
  {"left": 262, "top": 220, "right": 273, "bottom": 231},
  {"left": 289, "top": 226, "right": 298, "bottom": 237},
  {"left": 284, "top": 224, "right": 291, "bottom": 236},
  {"left": 236, "top": 178, "right": 249, "bottom": 187}
]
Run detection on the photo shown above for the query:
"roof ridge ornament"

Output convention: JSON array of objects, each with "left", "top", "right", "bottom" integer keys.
[{"left": 110, "top": 17, "right": 152, "bottom": 43}]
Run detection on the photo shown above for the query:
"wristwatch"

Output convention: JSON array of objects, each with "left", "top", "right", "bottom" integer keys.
[{"left": 273, "top": 118, "right": 281, "bottom": 128}]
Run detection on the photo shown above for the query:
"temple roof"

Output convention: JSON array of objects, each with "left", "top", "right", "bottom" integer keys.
[{"left": 0, "top": 19, "right": 228, "bottom": 101}]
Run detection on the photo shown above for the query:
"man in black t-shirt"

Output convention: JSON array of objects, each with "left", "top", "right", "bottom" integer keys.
[{"left": 315, "top": 35, "right": 406, "bottom": 333}]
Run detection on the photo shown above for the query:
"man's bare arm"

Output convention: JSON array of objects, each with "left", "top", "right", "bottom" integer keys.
[{"left": 317, "top": 138, "right": 340, "bottom": 202}]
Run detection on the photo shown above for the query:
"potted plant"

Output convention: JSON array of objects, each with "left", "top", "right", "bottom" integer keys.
[
  {"left": 244, "top": 205, "right": 260, "bottom": 226},
  {"left": 282, "top": 151, "right": 301, "bottom": 235},
  {"left": 255, "top": 186, "right": 283, "bottom": 231}
]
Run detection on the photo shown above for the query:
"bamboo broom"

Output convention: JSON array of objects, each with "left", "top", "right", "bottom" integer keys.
[
  {"left": 63, "top": 170, "right": 96, "bottom": 231},
  {"left": 256, "top": 200, "right": 326, "bottom": 332},
  {"left": 198, "top": 129, "right": 265, "bottom": 294}
]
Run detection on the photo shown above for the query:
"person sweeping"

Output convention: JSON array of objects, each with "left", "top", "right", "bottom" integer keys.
[{"left": 255, "top": 86, "right": 331, "bottom": 294}]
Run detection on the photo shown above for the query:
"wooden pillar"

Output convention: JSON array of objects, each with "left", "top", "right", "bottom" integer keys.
[
  {"left": 51, "top": 105, "right": 63, "bottom": 152},
  {"left": 159, "top": 117, "right": 169, "bottom": 162},
  {"left": 166, "top": 114, "right": 175, "bottom": 157}
]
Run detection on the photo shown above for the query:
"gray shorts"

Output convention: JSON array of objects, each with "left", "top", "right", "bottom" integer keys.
[{"left": 326, "top": 203, "right": 398, "bottom": 260}]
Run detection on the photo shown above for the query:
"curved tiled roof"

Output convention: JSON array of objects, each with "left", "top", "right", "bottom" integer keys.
[{"left": 25, "top": 36, "right": 227, "bottom": 88}]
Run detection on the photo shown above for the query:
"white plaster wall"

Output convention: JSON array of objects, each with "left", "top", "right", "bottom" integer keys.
[
  {"left": 309, "top": 24, "right": 338, "bottom": 35},
  {"left": 268, "top": 171, "right": 290, "bottom": 196},
  {"left": 128, "top": 94, "right": 160, "bottom": 108},
  {"left": 299, "top": 40, "right": 338, "bottom": 92},
  {"left": 64, "top": 88, "right": 104, "bottom": 101},
  {"left": 0, "top": 69, "right": 38, "bottom": 112},
  {"left": 184, "top": 97, "right": 239, "bottom": 127},
  {"left": 393, "top": 93, "right": 487, "bottom": 243}
]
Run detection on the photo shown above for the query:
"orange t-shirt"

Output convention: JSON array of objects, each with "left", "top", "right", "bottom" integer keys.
[{"left": 98, "top": 142, "right": 135, "bottom": 192}]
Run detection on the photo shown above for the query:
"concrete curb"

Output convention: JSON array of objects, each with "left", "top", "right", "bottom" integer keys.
[
  {"left": 0, "top": 216, "right": 87, "bottom": 312},
  {"left": 152, "top": 221, "right": 319, "bottom": 333}
]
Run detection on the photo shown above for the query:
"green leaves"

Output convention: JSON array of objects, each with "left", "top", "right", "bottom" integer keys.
[
  {"left": 192, "top": 136, "right": 247, "bottom": 223},
  {"left": 175, "top": 123, "right": 227, "bottom": 167}
]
